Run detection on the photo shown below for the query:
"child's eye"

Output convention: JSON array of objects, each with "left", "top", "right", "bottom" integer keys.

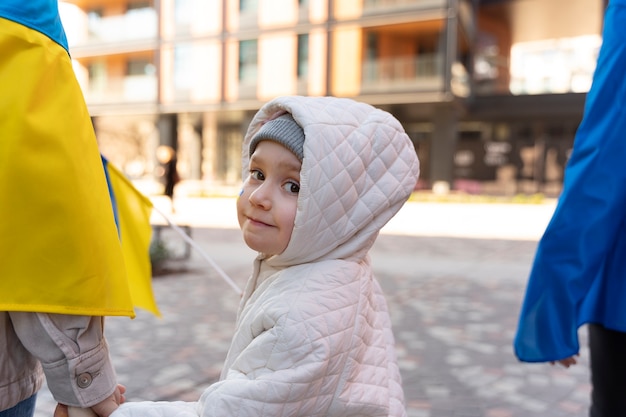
[
  {"left": 282, "top": 181, "right": 300, "bottom": 195},
  {"left": 250, "top": 169, "right": 265, "bottom": 181}
]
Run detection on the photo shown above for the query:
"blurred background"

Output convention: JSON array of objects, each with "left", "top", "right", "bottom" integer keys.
[{"left": 58, "top": 0, "right": 606, "bottom": 198}]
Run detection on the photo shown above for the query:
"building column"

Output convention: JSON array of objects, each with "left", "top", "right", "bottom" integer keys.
[
  {"left": 201, "top": 112, "right": 218, "bottom": 184},
  {"left": 431, "top": 104, "right": 458, "bottom": 194},
  {"left": 178, "top": 113, "right": 202, "bottom": 180},
  {"left": 151, "top": 114, "right": 178, "bottom": 178},
  {"left": 154, "top": 113, "right": 178, "bottom": 190},
  {"left": 157, "top": 114, "right": 177, "bottom": 149}
]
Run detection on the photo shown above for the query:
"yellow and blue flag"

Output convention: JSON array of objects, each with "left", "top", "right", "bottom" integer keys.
[
  {"left": 0, "top": 0, "right": 158, "bottom": 317},
  {"left": 103, "top": 157, "right": 160, "bottom": 316}
]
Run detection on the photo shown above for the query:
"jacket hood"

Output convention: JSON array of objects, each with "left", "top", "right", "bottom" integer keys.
[{"left": 242, "top": 96, "right": 419, "bottom": 267}]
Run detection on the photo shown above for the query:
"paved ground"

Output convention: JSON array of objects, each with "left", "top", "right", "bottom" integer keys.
[{"left": 34, "top": 198, "right": 593, "bottom": 417}]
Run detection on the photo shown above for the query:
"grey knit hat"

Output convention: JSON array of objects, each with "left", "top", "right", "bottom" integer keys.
[{"left": 249, "top": 113, "right": 305, "bottom": 162}]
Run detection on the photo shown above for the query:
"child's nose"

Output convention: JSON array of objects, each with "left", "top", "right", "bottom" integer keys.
[{"left": 249, "top": 183, "right": 272, "bottom": 209}]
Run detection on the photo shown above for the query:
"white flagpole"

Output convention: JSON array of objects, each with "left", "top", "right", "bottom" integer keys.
[{"left": 152, "top": 206, "right": 242, "bottom": 295}]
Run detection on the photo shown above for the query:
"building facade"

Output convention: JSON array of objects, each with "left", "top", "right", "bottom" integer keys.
[{"left": 59, "top": 0, "right": 606, "bottom": 197}]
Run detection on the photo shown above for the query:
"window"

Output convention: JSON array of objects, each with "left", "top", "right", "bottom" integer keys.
[
  {"left": 128, "top": 0, "right": 152, "bottom": 11},
  {"left": 297, "top": 34, "right": 309, "bottom": 78},
  {"left": 239, "top": 0, "right": 258, "bottom": 12},
  {"left": 127, "top": 59, "right": 154, "bottom": 76},
  {"left": 87, "top": 8, "right": 103, "bottom": 19},
  {"left": 174, "top": 44, "right": 193, "bottom": 91},
  {"left": 87, "top": 8, "right": 103, "bottom": 38},
  {"left": 239, "top": 40, "right": 258, "bottom": 82},
  {"left": 174, "top": 0, "right": 194, "bottom": 34},
  {"left": 86, "top": 61, "right": 107, "bottom": 98},
  {"left": 88, "top": 61, "right": 106, "bottom": 83}
]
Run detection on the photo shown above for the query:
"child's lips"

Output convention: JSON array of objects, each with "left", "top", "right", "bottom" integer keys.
[{"left": 247, "top": 215, "right": 272, "bottom": 227}]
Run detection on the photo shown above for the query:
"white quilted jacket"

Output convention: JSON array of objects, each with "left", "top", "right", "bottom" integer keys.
[{"left": 113, "top": 96, "right": 419, "bottom": 417}]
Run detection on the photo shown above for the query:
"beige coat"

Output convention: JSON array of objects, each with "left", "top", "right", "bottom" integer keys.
[{"left": 0, "top": 312, "right": 117, "bottom": 410}]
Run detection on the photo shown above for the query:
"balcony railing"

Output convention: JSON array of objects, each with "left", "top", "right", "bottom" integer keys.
[
  {"left": 85, "top": 8, "right": 157, "bottom": 44},
  {"left": 363, "top": 0, "right": 446, "bottom": 12},
  {"left": 83, "top": 74, "right": 157, "bottom": 104},
  {"left": 361, "top": 54, "right": 444, "bottom": 93}
]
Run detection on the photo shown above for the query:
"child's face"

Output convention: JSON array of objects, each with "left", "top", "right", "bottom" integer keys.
[{"left": 237, "top": 140, "right": 301, "bottom": 256}]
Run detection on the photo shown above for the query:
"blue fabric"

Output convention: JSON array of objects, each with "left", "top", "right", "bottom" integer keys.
[
  {"left": 514, "top": 1, "right": 626, "bottom": 362},
  {"left": 0, "top": 0, "right": 68, "bottom": 51},
  {"left": 0, "top": 394, "right": 37, "bottom": 417},
  {"left": 101, "top": 156, "right": 121, "bottom": 236}
]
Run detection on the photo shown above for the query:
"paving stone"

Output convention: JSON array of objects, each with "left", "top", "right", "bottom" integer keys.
[{"left": 33, "top": 201, "right": 592, "bottom": 417}]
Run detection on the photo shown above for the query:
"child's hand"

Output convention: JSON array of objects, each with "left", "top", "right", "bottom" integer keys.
[
  {"left": 66, "top": 407, "right": 97, "bottom": 417},
  {"left": 55, "top": 385, "right": 126, "bottom": 417},
  {"left": 550, "top": 354, "right": 579, "bottom": 368}
]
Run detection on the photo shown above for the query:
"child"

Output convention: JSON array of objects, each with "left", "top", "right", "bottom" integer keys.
[{"left": 113, "top": 95, "right": 419, "bottom": 417}]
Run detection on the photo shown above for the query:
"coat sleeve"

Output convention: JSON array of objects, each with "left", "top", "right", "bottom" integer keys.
[
  {"left": 113, "top": 401, "right": 198, "bottom": 417},
  {"left": 514, "top": 2, "right": 626, "bottom": 363},
  {"left": 110, "top": 309, "right": 341, "bottom": 417},
  {"left": 9, "top": 312, "right": 117, "bottom": 407},
  {"left": 112, "top": 278, "right": 357, "bottom": 417},
  {"left": 196, "top": 297, "right": 346, "bottom": 417}
]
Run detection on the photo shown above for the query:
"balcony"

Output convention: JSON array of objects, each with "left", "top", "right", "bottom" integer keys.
[
  {"left": 361, "top": 54, "right": 444, "bottom": 93},
  {"left": 84, "top": 74, "right": 157, "bottom": 104},
  {"left": 362, "top": 0, "right": 447, "bottom": 14},
  {"left": 80, "top": 8, "right": 157, "bottom": 46}
]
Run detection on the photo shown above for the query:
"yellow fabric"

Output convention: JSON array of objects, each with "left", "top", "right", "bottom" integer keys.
[
  {"left": 106, "top": 162, "right": 161, "bottom": 317},
  {"left": 0, "top": 18, "right": 136, "bottom": 316}
]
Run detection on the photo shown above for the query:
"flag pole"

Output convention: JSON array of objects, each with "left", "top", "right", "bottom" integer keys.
[{"left": 152, "top": 206, "right": 242, "bottom": 295}]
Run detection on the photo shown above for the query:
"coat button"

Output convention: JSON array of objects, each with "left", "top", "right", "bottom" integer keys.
[{"left": 77, "top": 372, "right": 93, "bottom": 388}]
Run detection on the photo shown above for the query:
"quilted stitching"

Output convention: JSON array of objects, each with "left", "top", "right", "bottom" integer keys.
[
  {"left": 113, "top": 96, "right": 417, "bottom": 417},
  {"left": 267, "top": 96, "right": 419, "bottom": 266}
]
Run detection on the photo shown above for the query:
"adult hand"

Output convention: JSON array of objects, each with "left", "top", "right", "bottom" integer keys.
[
  {"left": 551, "top": 354, "right": 579, "bottom": 368},
  {"left": 55, "top": 385, "right": 126, "bottom": 417},
  {"left": 92, "top": 385, "right": 126, "bottom": 417}
]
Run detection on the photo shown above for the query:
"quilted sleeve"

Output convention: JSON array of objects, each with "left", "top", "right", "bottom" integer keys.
[
  {"left": 112, "top": 304, "right": 345, "bottom": 417},
  {"left": 198, "top": 307, "right": 347, "bottom": 415},
  {"left": 112, "top": 401, "right": 198, "bottom": 417},
  {"left": 197, "top": 266, "right": 365, "bottom": 416}
]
